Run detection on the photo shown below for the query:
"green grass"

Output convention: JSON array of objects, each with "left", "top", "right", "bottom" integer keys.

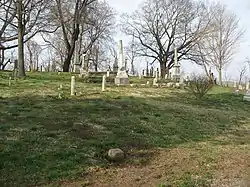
[{"left": 0, "top": 71, "right": 249, "bottom": 186}]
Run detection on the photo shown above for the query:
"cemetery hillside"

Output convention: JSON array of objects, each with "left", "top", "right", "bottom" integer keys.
[
  {"left": 0, "top": 71, "right": 249, "bottom": 187},
  {"left": 0, "top": 0, "right": 250, "bottom": 186}
]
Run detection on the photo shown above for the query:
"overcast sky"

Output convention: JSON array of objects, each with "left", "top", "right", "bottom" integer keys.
[{"left": 107, "top": 0, "right": 250, "bottom": 80}]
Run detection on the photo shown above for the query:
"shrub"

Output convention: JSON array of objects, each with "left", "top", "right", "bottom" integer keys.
[{"left": 187, "top": 74, "right": 213, "bottom": 99}]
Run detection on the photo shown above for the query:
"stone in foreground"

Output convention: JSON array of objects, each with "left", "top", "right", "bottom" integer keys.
[{"left": 108, "top": 148, "right": 124, "bottom": 162}]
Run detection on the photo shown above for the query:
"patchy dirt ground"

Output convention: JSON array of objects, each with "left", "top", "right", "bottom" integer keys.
[{"left": 53, "top": 143, "right": 249, "bottom": 187}]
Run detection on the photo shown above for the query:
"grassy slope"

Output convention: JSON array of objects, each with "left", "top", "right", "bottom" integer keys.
[{"left": 0, "top": 71, "right": 249, "bottom": 187}]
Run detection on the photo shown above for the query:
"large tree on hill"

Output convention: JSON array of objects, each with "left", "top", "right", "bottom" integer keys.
[
  {"left": 0, "top": 0, "right": 57, "bottom": 76},
  {"left": 44, "top": 0, "right": 115, "bottom": 72},
  {"left": 204, "top": 4, "right": 243, "bottom": 86},
  {"left": 188, "top": 3, "right": 244, "bottom": 85},
  {"left": 53, "top": 0, "right": 97, "bottom": 72},
  {"left": 121, "top": 0, "right": 213, "bottom": 78}
]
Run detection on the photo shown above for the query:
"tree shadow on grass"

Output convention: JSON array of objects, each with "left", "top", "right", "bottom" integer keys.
[{"left": 0, "top": 93, "right": 248, "bottom": 186}]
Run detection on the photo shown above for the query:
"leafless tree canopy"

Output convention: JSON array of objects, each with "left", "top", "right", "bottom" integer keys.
[
  {"left": 42, "top": 0, "right": 116, "bottom": 72},
  {"left": 0, "top": 0, "right": 56, "bottom": 50},
  {"left": 121, "top": 0, "right": 213, "bottom": 77},
  {"left": 181, "top": 3, "right": 243, "bottom": 85}
]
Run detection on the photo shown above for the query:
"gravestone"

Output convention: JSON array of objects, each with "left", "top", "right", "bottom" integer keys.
[
  {"left": 156, "top": 68, "right": 160, "bottom": 79},
  {"left": 146, "top": 62, "right": 149, "bottom": 76},
  {"left": 113, "top": 57, "right": 118, "bottom": 72},
  {"left": 58, "top": 84, "right": 63, "bottom": 99},
  {"left": 150, "top": 67, "right": 154, "bottom": 77},
  {"left": 8, "top": 77, "right": 11, "bottom": 86},
  {"left": 79, "top": 54, "right": 89, "bottom": 78},
  {"left": 246, "top": 81, "right": 249, "bottom": 90},
  {"left": 115, "top": 40, "right": 129, "bottom": 85},
  {"left": 233, "top": 81, "right": 237, "bottom": 88},
  {"left": 179, "top": 76, "right": 184, "bottom": 85},
  {"left": 71, "top": 76, "right": 76, "bottom": 96},
  {"left": 153, "top": 70, "right": 156, "bottom": 78},
  {"left": 13, "top": 60, "right": 18, "bottom": 79},
  {"left": 169, "top": 72, "right": 172, "bottom": 80},
  {"left": 142, "top": 70, "right": 145, "bottom": 77},
  {"left": 172, "top": 47, "right": 181, "bottom": 82},
  {"left": 102, "top": 75, "right": 106, "bottom": 92},
  {"left": 153, "top": 78, "right": 158, "bottom": 86},
  {"left": 243, "top": 91, "right": 250, "bottom": 101},
  {"left": 155, "top": 69, "right": 159, "bottom": 80},
  {"left": 239, "top": 85, "right": 243, "bottom": 90},
  {"left": 107, "top": 70, "right": 110, "bottom": 77}
]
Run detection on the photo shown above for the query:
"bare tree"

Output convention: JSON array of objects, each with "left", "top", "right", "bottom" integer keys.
[
  {"left": 238, "top": 65, "right": 247, "bottom": 86},
  {"left": 0, "top": 0, "right": 57, "bottom": 76},
  {"left": 125, "top": 34, "right": 137, "bottom": 75},
  {"left": 54, "top": 0, "right": 97, "bottom": 72},
  {"left": 45, "top": 0, "right": 115, "bottom": 72},
  {"left": 17, "top": 0, "right": 25, "bottom": 76},
  {"left": 76, "top": 0, "right": 116, "bottom": 72},
  {"left": 121, "top": 0, "right": 212, "bottom": 78},
  {"left": 25, "top": 39, "right": 42, "bottom": 71},
  {"left": 198, "top": 3, "right": 244, "bottom": 86}
]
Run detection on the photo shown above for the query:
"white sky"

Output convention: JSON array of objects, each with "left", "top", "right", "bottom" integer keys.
[{"left": 107, "top": 0, "right": 250, "bottom": 80}]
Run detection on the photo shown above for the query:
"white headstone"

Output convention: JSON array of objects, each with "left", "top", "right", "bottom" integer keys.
[
  {"left": 102, "top": 75, "right": 106, "bottom": 92},
  {"left": 58, "top": 84, "right": 63, "bottom": 99},
  {"left": 155, "top": 71, "right": 158, "bottom": 80},
  {"left": 153, "top": 78, "right": 158, "bottom": 86},
  {"left": 107, "top": 70, "right": 110, "bottom": 77},
  {"left": 172, "top": 47, "right": 181, "bottom": 81},
  {"left": 118, "top": 40, "right": 125, "bottom": 70},
  {"left": 153, "top": 71, "right": 156, "bottom": 78},
  {"left": 246, "top": 82, "right": 249, "bottom": 90},
  {"left": 179, "top": 77, "right": 184, "bottom": 84},
  {"left": 243, "top": 90, "right": 250, "bottom": 101},
  {"left": 71, "top": 76, "right": 76, "bottom": 96},
  {"left": 165, "top": 74, "right": 168, "bottom": 79},
  {"left": 9, "top": 77, "right": 11, "bottom": 86},
  {"left": 239, "top": 85, "right": 243, "bottom": 90},
  {"left": 115, "top": 40, "right": 129, "bottom": 85},
  {"left": 233, "top": 81, "right": 237, "bottom": 88}
]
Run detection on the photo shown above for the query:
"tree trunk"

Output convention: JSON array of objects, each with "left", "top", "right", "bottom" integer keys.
[
  {"left": 160, "top": 62, "right": 167, "bottom": 78},
  {"left": 63, "top": 48, "right": 75, "bottom": 72},
  {"left": 17, "top": 0, "right": 26, "bottom": 77},
  {"left": 1, "top": 49, "right": 5, "bottom": 70},
  {"left": 63, "top": 57, "right": 71, "bottom": 72},
  {"left": 218, "top": 68, "right": 222, "bottom": 86},
  {"left": 131, "top": 61, "right": 135, "bottom": 75}
]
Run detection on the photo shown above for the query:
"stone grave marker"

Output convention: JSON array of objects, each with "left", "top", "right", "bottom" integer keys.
[
  {"left": 246, "top": 81, "right": 249, "bottom": 91},
  {"left": 115, "top": 40, "right": 129, "bottom": 85},
  {"left": 8, "top": 77, "right": 11, "bottom": 86},
  {"left": 102, "top": 75, "right": 106, "bottom": 92},
  {"left": 243, "top": 90, "right": 250, "bottom": 101},
  {"left": 71, "top": 76, "right": 76, "bottom": 96},
  {"left": 239, "top": 85, "right": 243, "bottom": 90}
]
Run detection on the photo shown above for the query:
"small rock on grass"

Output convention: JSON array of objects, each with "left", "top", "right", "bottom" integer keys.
[{"left": 108, "top": 148, "right": 124, "bottom": 162}]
